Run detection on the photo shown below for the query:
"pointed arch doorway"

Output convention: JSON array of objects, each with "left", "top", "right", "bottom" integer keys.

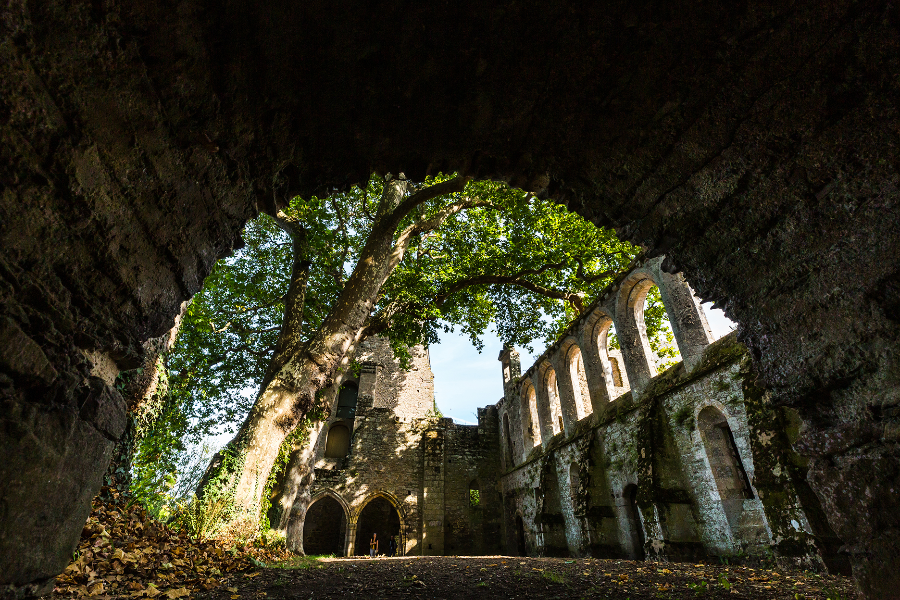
[
  {"left": 302, "top": 495, "right": 348, "bottom": 556},
  {"left": 354, "top": 496, "right": 403, "bottom": 556}
]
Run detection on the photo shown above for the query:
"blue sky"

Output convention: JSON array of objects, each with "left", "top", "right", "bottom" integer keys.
[{"left": 429, "top": 304, "right": 737, "bottom": 424}]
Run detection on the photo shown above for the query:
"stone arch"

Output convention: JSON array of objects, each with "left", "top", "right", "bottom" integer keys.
[
  {"left": 560, "top": 338, "right": 592, "bottom": 420},
  {"left": 353, "top": 492, "right": 408, "bottom": 556},
  {"left": 302, "top": 490, "right": 351, "bottom": 556},
  {"left": 520, "top": 380, "right": 541, "bottom": 451},
  {"left": 323, "top": 422, "right": 351, "bottom": 458},
  {"left": 697, "top": 405, "right": 755, "bottom": 534},
  {"left": 614, "top": 269, "right": 666, "bottom": 394}
]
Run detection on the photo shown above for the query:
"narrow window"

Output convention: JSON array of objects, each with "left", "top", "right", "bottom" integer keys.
[
  {"left": 336, "top": 382, "right": 359, "bottom": 419},
  {"left": 469, "top": 480, "right": 480, "bottom": 508}
]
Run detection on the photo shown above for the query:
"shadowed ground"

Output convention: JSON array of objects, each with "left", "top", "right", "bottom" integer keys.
[{"left": 190, "top": 555, "right": 857, "bottom": 600}]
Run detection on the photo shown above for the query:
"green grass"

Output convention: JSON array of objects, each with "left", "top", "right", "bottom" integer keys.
[
  {"left": 268, "top": 555, "right": 328, "bottom": 569},
  {"left": 542, "top": 570, "right": 565, "bottom": 584}
]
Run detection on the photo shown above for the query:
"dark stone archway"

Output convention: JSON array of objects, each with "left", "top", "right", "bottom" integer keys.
[
  {"left": 354, "top": 497, "right": 401, "bottom": 557},
  {"left": 302, "top": 496, "right": 347, "bottom": 557},
  {"left": 1, "top": 0, "right": 898, "bottom": 596}
]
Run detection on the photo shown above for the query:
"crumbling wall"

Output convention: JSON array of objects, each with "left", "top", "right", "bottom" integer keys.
[{"left": 499, "top": 332, "right": 835, "bottom": 568}]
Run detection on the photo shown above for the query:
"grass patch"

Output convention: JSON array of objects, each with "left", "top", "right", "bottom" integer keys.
[
  {"left": 268, "top": 555, "right": 329, "bottom": 569},
  {"left": 542, "top": 570, "right": 565, "bottom": 584}
]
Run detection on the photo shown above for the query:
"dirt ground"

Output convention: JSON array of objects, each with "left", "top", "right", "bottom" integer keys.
[{"left": 192, "top": 555, "right": 858, "bottom": 600}]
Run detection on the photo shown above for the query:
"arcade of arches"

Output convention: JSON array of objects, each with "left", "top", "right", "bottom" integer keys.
[{"left": 1, "top": 1, "right": 898, "bottom": 597}]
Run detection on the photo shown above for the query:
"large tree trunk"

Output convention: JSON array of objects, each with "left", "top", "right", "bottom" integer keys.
[{"left": 218, "top": 177, "right": 416, "bottom": 516}]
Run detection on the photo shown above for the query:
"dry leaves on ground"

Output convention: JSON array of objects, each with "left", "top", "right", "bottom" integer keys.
[{"left": 53, "top": 487, "right": 292, "bottom": 599}]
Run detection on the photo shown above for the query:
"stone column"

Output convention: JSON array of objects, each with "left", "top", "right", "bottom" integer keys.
[
  {"left": 533, "top": 374, "right": 556, "bottom": 446},
  {"left": 652, "top": 264, "right": 714, "bottom": 371},
  {"left": 615, "top": 273, "right": 658, "bottom": 397},
  {"left": 550, "top": 351, "right": 580, "bottom": 435}
]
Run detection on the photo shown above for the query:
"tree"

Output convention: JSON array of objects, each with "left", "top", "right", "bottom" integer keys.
[{"left": 181, "top": 174, "right": 642, "bottom": 518}]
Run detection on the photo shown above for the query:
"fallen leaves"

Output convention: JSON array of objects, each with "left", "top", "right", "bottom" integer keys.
[{"left": 53, "top": 487, "right": 294, "bottom": 599}]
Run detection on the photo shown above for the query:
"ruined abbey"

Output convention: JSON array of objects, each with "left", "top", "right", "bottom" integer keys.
[
  {"left": 2, "top": 1, "right": 898, "bottom": 598},
  {"left": 271, "top": 257, "right": 846, "bottom": 575}
]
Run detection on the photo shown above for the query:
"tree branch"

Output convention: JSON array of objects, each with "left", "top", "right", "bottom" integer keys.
[{"left": 378, "top": 175, "right": 468, "bottom": 234}]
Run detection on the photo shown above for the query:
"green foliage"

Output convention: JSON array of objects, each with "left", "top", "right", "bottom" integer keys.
[
  {"left": 469, "top": 489, "right": 481, "bottom": 508},
  {"left": 171, "top": 448, "right": 244, "bottom": 540},
  {"left": 135, "top": 174, "right": 642, "bottom": 519}
]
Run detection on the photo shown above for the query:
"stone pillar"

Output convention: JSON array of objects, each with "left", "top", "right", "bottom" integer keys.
[
  {"left": 577, "top": 319, "right": 614, "bottom": 415},
  {"left": 421, "top": 426, "right": 446, "bottom": 555},
  {"left": 651, "top": 260, "right": 713, "bottom": 371},
  {"left": 550, "top": 351, "right": 580, "bottom": 435},
  {"left": 615, "top": 273, "right": 658, "bottom": 397},
  {"left": 533, "top": 373, "right": 557, "bottom": 446}
]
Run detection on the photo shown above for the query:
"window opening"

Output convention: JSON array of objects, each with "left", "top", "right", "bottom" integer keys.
[
  {"left": 324, "top": 424, "right": 351, "bottom": 458},
  {"left": 700, "top": 301, "right": 738, "bottom": 340},
  {"left": 336, "top": 382, "right": 359, "bottom": 419},
  {"left": 545, "top": 369, "right": 563, "bottom": 435},
  {"left": 568, "top": 346, "right": 592, "bottom": 419},
  {"left": 640, "top": 284, "right": 682, "bottom": 373},
  {"left": 523, "top": 385, "right": 541, "bottom": 447},
  {"left": 469, "top": 480, "right": 480, "bottom": 508}
]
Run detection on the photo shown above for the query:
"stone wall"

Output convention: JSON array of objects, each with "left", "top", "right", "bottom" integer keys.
[
  {"left": 274, "top": 337, "right": 503, "bottom": 558},
  {"left": 495, "top": 259, "right": 846, "bottom": 572}
]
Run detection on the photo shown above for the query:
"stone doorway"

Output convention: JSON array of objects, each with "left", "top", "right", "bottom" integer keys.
[
  {"left": 354, "top": 497, "right": 402, "bottom": 556},
  {"left": 303, "top": 495, "right": 347, "bottom": 556}
]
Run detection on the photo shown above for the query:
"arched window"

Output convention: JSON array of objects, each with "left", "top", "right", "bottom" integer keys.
[
  {"left": 324, "top": 423, "right": 351, "bottom": 458},
  {"left": 521, "top": 384, "right": 540, "bottom": 450},
  {"left": 592, "top": 317, "right": 630, "bottom": 399},
  {"left": 336, "top": 382, "right": 359, "bottom": 419},
  {"left": 699, "top": 407, "right": 754, "bottom": 530},
  {"left": 567, "top": 345, "right": 592, "bottom": 419},
  {"left": 639, "top": 283, "right": 682, "bottom": 373}
]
